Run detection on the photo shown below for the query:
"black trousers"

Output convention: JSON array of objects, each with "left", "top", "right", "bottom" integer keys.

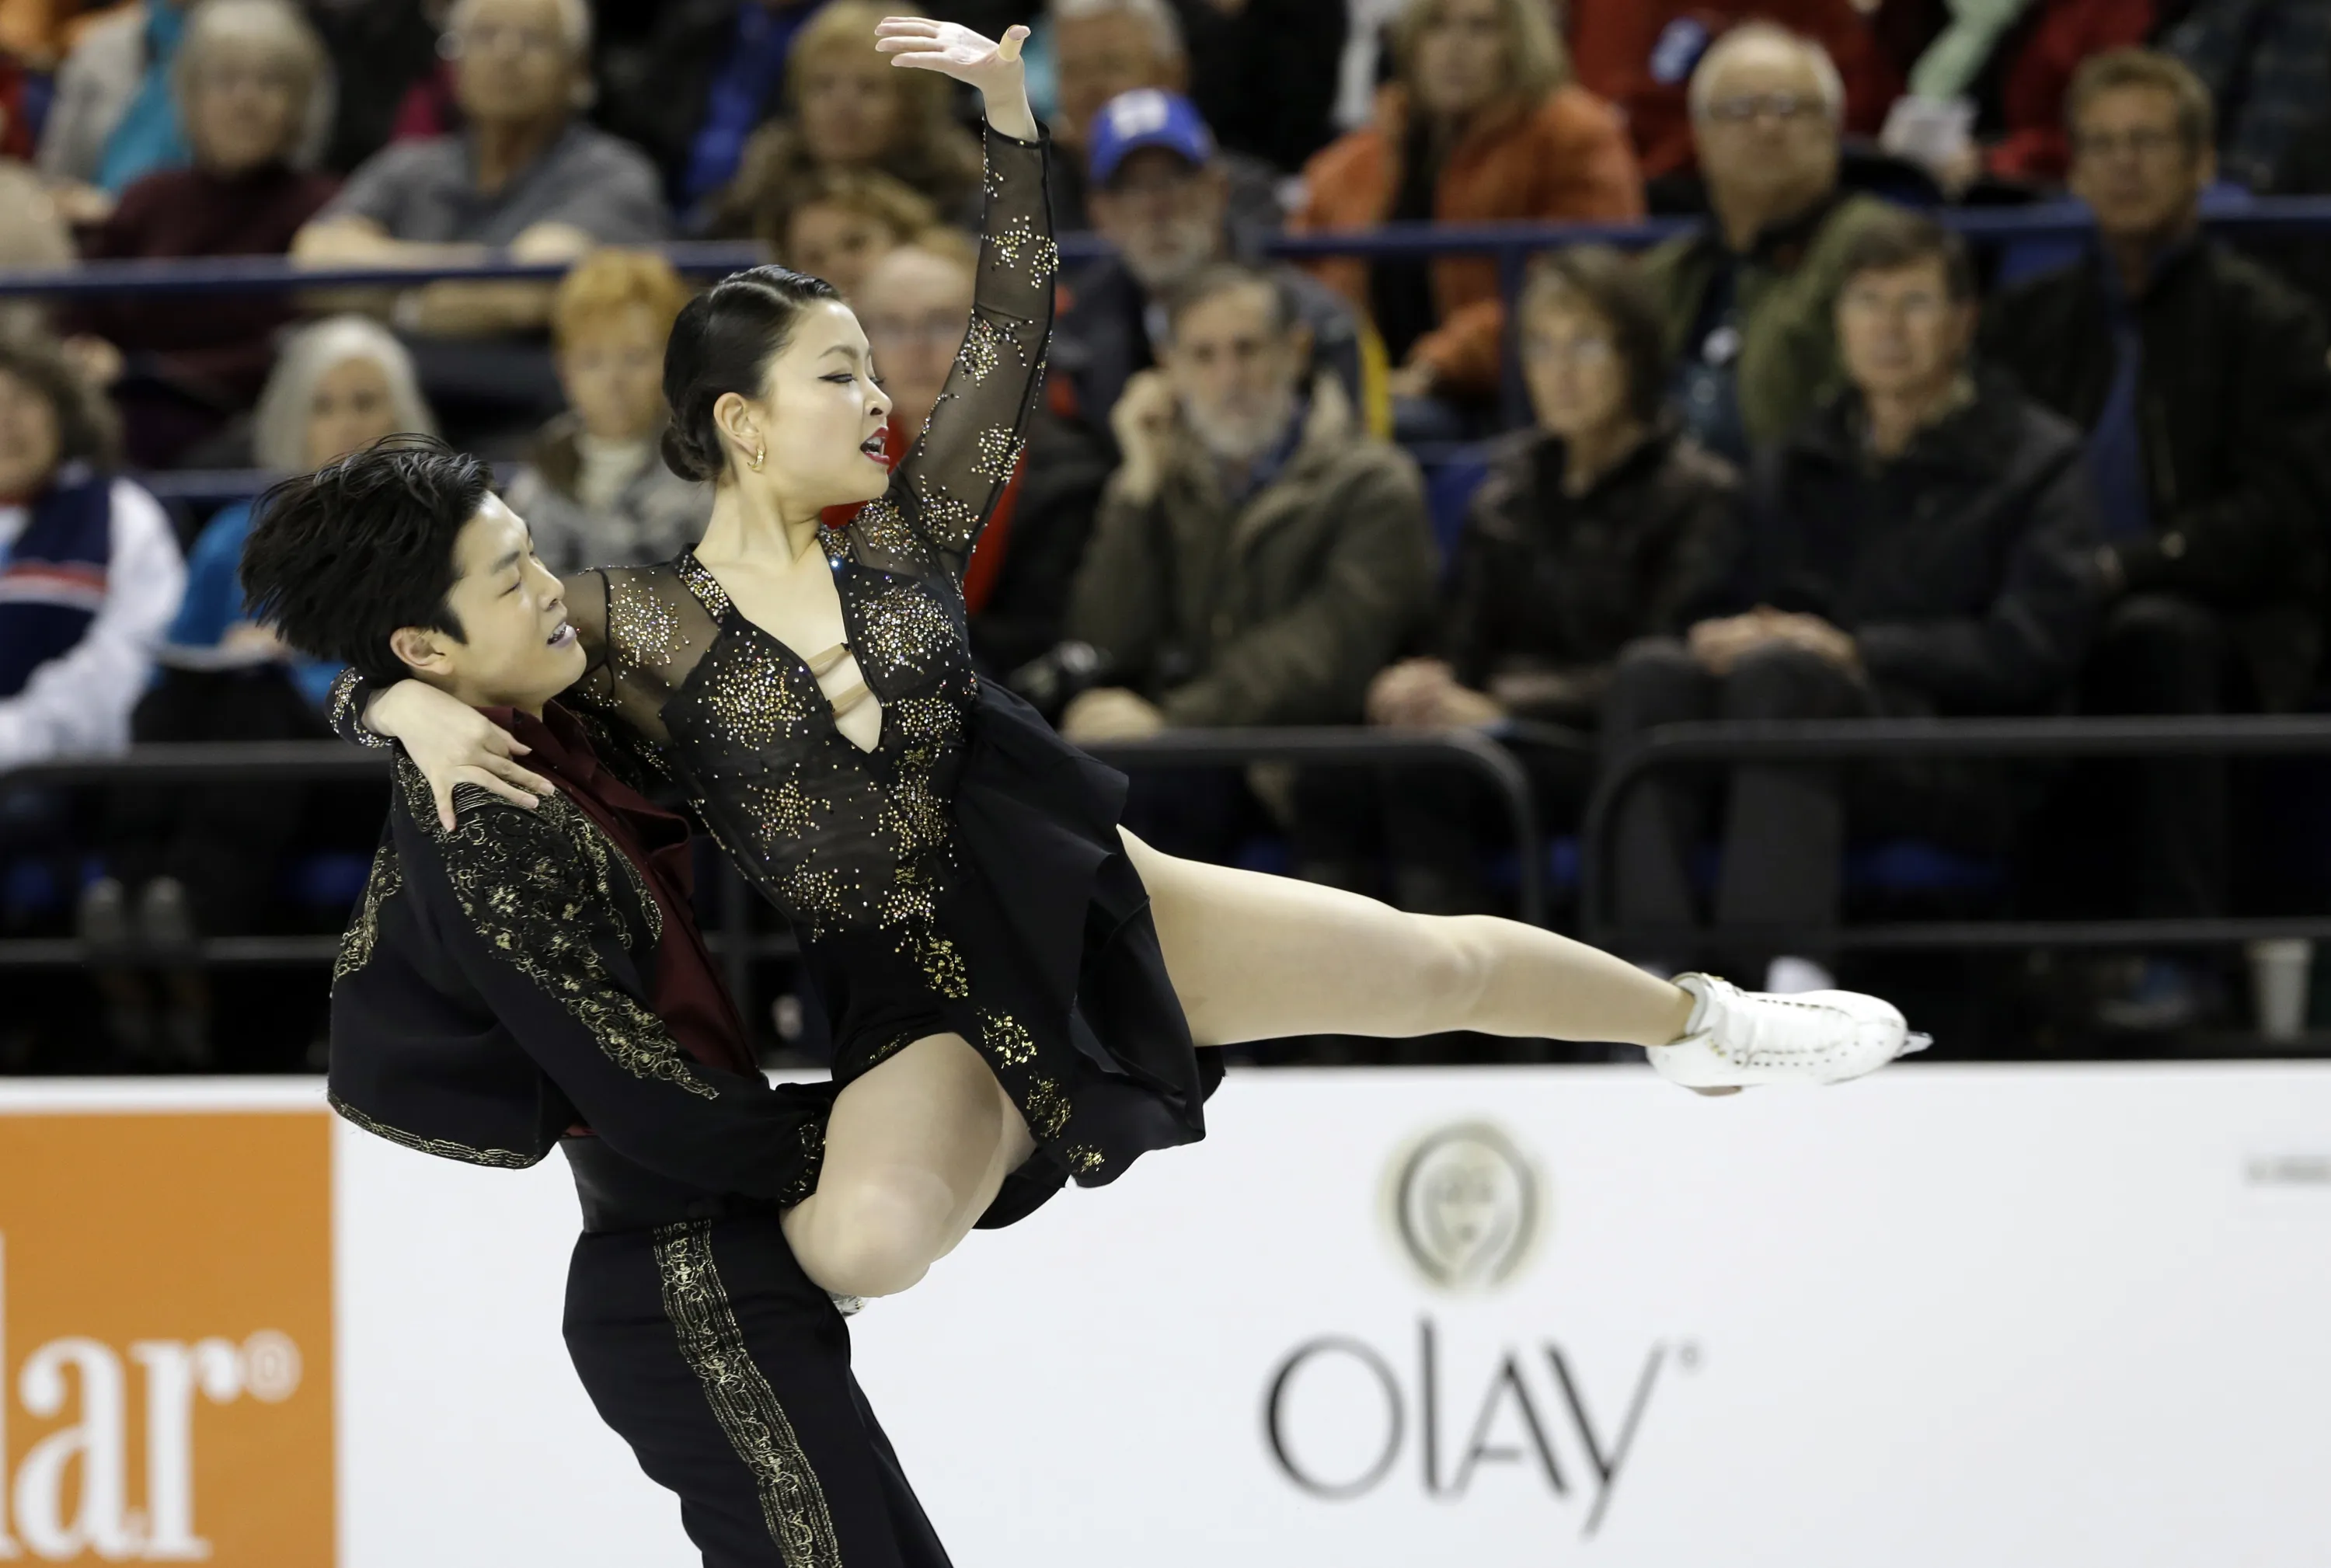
[
  {"left": 564, "top": 1212, "right": 951, "bottom": 1568},
  {"left": 1601, "top": 638, "right": 2011, "bottom": 972},
  {"left": 2078, "top": 593, "right": 2232, "bottom": 919}
]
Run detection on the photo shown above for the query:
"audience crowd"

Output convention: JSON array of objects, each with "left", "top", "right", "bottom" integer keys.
[{"left": 6, "top": 0, "right": 2331, "bottom": 1063}]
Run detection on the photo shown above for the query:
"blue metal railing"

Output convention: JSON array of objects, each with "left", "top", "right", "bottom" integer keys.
[
  {"left": 10, "top": 197, "right": 2331, "bottom": 428},
  {"left": 9, "top": 197, "right": 2331, "bottom": 300}
]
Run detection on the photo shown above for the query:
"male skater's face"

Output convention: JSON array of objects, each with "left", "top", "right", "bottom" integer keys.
[{"left": 388, "top": 495, "right": 587, "bottom": 715}]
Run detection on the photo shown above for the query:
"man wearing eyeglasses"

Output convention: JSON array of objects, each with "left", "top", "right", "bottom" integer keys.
[
  {"left": 1983, "top": 47, "right": 2331, "bottom": 1032},
  {"left": 1638, "top": 21, "right": 1897, "bottom": 469},
  {"left": 294, "top": 0, "right": 670, "bottom": 340}
]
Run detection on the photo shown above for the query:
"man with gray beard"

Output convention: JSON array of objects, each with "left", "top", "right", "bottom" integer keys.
[{"left": 1056, "top": 263, "right": 1434, "bottom": 864}]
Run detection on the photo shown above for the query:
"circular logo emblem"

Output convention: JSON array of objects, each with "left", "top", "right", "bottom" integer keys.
[{"left": 1385, "top": 1121, "right": 1546, "bottom": 1292}]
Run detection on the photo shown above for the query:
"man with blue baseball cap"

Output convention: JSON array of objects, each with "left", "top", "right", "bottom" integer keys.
[
  {"left": 995, "top": 86, "right": 1378, "bottom": 716},
  {"left": 1060, "top": 87, "right": 1368, "bottom": 431}
]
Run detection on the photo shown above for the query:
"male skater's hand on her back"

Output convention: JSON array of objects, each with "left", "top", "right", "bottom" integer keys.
[
  {"left": 364, "top": 678, "right": 556, "bottom": 832},
  {"left": 874, "top": 16, "right": 1037, "bottom": 143}
]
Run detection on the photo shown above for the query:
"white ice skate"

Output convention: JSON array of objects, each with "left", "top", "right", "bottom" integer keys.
[{"left": 1650, "top": 973, "right": 1929, "bottom": 1089}]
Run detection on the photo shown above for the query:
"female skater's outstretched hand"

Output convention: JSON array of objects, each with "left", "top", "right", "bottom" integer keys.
[{"left": 874, "top": 17, "right": 1037, "bottom": 143}]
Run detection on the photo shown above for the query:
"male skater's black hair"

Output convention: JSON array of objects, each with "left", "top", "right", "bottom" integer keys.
[{"left": 240, "top": 434, "right": 495, "bottom": 685}]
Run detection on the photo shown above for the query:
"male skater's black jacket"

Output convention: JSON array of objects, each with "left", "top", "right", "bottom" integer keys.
[{"left": 326, "top": 688, "right": 830, "bottom": 1201}]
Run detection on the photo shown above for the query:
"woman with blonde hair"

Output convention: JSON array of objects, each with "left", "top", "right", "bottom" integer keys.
[
  {"left": 709, "top": 0, "right": 984, "bottom": 235},
  {"left": 505, "top": 249, "right": 710, "bottom": 573},
  {"left": 1295, "top": 0, "right": 1644, "bottom": 425}
]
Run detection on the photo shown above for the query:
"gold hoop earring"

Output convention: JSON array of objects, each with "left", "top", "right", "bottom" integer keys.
[{"left": 747, "top": 446, "right": 765, "bottom": 472}]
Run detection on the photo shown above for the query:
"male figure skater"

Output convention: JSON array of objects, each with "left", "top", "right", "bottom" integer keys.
[{"left": 242, "top": 434, "right": 952, "bottom": 1566}]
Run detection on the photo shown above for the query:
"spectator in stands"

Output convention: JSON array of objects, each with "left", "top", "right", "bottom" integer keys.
[
  {"left": 0, "top": 161, "right": 70, "bottom": 343},
  {"left": 1294, "top": 0, "right": 1643, "bottom": 428},
  {"left": 78, "top": 315, "right": 432, "bottom": 1062},
  {"left": 1064, "top": 90, "right": 1368, "bottom": 435},
  {"left": 37, "top": 0, "right": 199, "bottom": 203},
  {"left": 760, "top": 166, "right": 941, "bottom": 300},
  {"left": 845, "top": 232, "right": 1067, "bottom": 673},
  {"left": 1364, "top": 246, "right": 1737, "bottom": 913},
  {"left": 64, "top": 0, "right": 336, "bottom": 468},
  {"left": 2165, "top": 0, "right": 2331, "bottom": 193},
  {"left": 709, "top": 0, "right": 984, "bottom": 237},
  {"left": 503, "top": 252, "right": 708, "bottom": 573},
  {"left": 1984, "top": 48, "right": 2331, "bottom": 1028},
  {"left": 0, "top": 330, "right": 183, "bottom": 789},
  {"left": 1059, "top": 263, "right": 1434, "bottom": 859},
  {"left": 292, "top": 0, "right": 670, "bottom": 340},
  {"left": 598, "top": 0, "right": 830, "bottom": 221},
  {"left": 1047, "top": 0, "right": 1286, "bottom": 234},
  {"left": 1608, "top": 212, "right": 2099, "bottom": 992},
  {"left": 1643, "top": 23, "right": 1896, "bottom": 469},
  {"left": 1567, "top": 0, "right": 1894, "bottom": 187},
  {"left": 995, "top": 87, "right": 1375, "bottom": 693}
]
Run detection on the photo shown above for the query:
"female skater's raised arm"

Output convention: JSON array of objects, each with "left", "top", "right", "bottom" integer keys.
[{"left": 866, "top": 18, "right": 1054, "bottom": 576}]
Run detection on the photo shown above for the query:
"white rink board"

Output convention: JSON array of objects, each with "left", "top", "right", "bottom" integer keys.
[
  {"left": 12, "top": 1065, "right": 2327, "bottom": 1566},
  {"left": 322, "top": 1063, "right": 2331, "bottom": 1568}
]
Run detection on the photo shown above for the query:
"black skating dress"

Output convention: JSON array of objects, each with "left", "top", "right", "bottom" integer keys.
[{"left": 333, "top": 125, "right": 1218, "bottom": 1224}]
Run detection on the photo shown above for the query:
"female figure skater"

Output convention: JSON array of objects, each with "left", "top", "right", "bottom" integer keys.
[{"left": 334, "top": 16, "right": 1922, "bottom": 1310}]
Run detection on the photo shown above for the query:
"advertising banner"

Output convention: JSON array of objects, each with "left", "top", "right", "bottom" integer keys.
[{"left": 0, "top": 1065, "right": 2326, "bottom": 1566}]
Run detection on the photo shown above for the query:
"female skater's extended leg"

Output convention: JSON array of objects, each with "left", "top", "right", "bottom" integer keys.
[
  {"left": 785, "top": 830, "right": 1917, "bottom": 1301},
  {"left": 1120, "top": 829, "right": 1695, "bottom": 1047},
  {"left": 1120, "top": 829, "right": 1920, "bottom": 1088},
  {"left": 781, "top": 1033, "right": 1034, "bottom": 1298}
]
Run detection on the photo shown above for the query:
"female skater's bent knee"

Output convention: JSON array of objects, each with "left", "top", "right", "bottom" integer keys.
[{"left": 785, "top": 1173, "right": 955, "bottom": 1298}]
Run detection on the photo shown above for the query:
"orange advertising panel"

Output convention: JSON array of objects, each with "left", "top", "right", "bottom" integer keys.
[{"left": 0, "top": 1110, "right": 333, "bottom": 1564}]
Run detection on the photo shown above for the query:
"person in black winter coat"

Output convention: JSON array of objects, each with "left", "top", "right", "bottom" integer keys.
[
  {"left": 1363, "top": 246, "right": 1736, "bottom": 918},
  {"left": 1983, "top": 49, "right": 2331, "bottom": 1026},
  {"left": 1606, "top": 210, "right": 2100, "bottom": 989}
]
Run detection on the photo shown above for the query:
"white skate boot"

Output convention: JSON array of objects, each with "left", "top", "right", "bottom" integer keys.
[{"left": 1650, "top": 973, "right": 1929, "bottom": 1090}]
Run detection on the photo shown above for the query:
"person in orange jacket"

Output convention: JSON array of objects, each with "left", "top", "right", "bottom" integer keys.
[{"left": 1293, "top": 0, "right": 1643, "bottom": 420}]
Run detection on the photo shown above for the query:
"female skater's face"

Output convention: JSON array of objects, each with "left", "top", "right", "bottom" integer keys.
[{"left": 730, "top": 299, "right": 896, "bottom": 510}]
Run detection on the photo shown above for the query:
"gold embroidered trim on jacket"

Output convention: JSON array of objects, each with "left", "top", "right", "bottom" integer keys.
[
  {"left": 333, "top": 840, "right": 402, "bottom": 982},
  {"left": 328, "top": 1091, "right": 537, "bottom": 1168},
  {"left": 653, "top": 1220, "right": 842, "bottom": 1567},
  {"left": 399, "top": 758, "right": 716, "bottom": 1100},
  {"left": 328, "top": 667, "right": 395, "bottom": 749}
]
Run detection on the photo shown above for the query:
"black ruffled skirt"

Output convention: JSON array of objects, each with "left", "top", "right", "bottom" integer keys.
[{"left": 801, "top": 681, "right": 1221, "bottom": 1228}]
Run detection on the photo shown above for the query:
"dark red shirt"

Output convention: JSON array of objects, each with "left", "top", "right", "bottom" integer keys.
[
  {"left": 67, "top": 162, "right": 341, "bottom": 406},
  {"left": 484, "top": 701, "right": 759, "bottom": 1080}
]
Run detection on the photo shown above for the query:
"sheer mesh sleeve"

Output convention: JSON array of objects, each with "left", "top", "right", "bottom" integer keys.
[
  {"left": 879, "top": 125, "right": 1056, "bottom": 580},
  {"left": 563, "top": 565, "right": 734, "bottom": 793}
]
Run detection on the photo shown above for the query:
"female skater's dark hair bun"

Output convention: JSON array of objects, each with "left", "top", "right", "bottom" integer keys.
[{"left": 662, "top": 265, "right": 844, "bottom": 482}]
